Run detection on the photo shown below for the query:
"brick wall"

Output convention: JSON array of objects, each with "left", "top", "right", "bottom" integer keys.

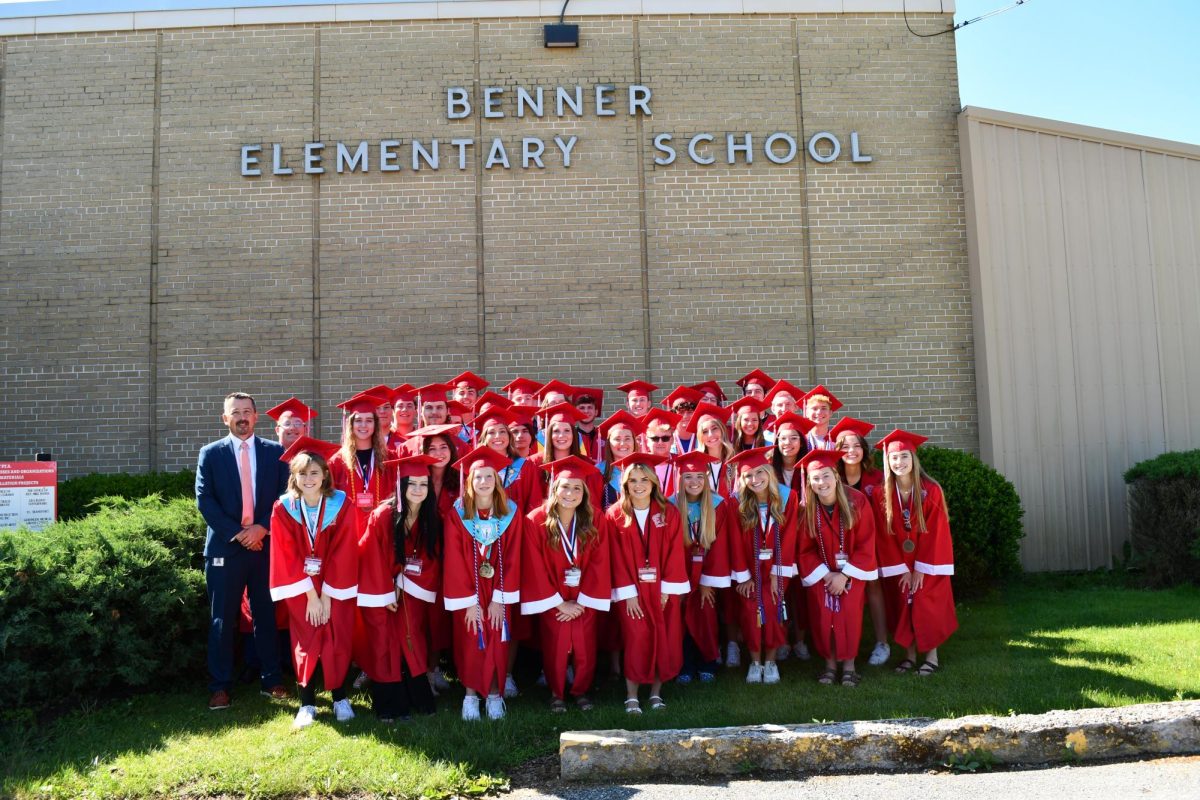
[{"left": 0, "top": 12, "right": 974, "bottom": 476}]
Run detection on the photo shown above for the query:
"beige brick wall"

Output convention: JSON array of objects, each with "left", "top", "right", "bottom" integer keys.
[{"left": 0, "top": 12, "right": 974, "bottom": 476}]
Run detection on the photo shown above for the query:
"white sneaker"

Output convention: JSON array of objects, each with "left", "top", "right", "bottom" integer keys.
[
  {"left": 868, "top": 641, "right": 892, "bottom": 666},
  {"left": 763, "top": 662, "right": 781, "bottom": 684},
  {"left": 292, "top": 705, "right": 316, "bottom": 729},
  {"left": 431, "top": 666, "right": 451, "bottom": 691},
  {"left": 503, "top": 674, "right": 519, "bottom": 698},
  {"left": 461, "top": 695, "right": 481, "bottom": 721},
  {"left": 332, "top": 698, "right": 355, "bottom": 722},
  {"left": 793, "top": 641, "right": 811, "bottom": 661},
  {"left": 725, "top": 641, "right": 741, "bottom": 668},
  {"left": 745, "top": 662, "right": 763, "bottom": 683},
  {"left": 775, "top": 644, "right": 791, "bottom": 662},
  {"left": 485, "top": 693, "right": 506, "bottom": 720}
]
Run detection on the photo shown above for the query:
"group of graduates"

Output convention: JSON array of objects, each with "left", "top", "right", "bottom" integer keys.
[{"left": 263, "top": 370, "right": 958, "bottom": 727}]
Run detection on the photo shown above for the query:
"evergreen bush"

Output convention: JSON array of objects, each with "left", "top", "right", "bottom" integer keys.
[
  {"left": 1124, "top": 449, "right": 1200, "bottom": 588},
  {"left": 56, "top": 470, "right": 196, "bottom": 520}
]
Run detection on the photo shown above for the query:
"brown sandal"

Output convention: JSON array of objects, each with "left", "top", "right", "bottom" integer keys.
[
  {"left": 576, "top": 695, "right": 595, "bottom": 711},
  {"left": 817, "top": 669, "right": 837, "bottom": 685},
  {"left": 894, "top": 659, "right": 916, "bottom": 675},
  {"left": 841, "top": 670, "right": 862, "bottom": 687}
]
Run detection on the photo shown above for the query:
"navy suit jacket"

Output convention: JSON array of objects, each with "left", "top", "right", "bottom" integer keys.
[{"left": 196, "top": 435, "right": 288, "bottom": 559}]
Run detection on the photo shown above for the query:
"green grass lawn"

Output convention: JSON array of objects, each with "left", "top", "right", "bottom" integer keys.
[{"left": 4, "top": 577, "right": 1198, "bottom": 799}]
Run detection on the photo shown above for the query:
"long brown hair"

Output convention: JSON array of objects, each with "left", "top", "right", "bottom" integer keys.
[
  {"left": 674, "top": 472, "right": 717, "bottom": 550},
  {"left": 617, "top": 464, "right": 670, "bottom": 526},
  {"left": 285, "top": 453, "right": 334, "bottom": 499},
  {"left": 544, "top": 476, "right": 598, "bottom": 549},
  {"left": 736, "top": 466, "right": 785, "bottom": 531},
  {"left": 340, "top": 410, "right": 390, "bottom": 474},
  {"left": 461, "top": 466, "right": 512, "bottom": 519},
  {"left": 835, "top": 431, "right": 880, "bottom": 485},
  {"left": 881, "top": 448, "right": 940, "bottom": 534},
  {"left": 803, "top": 466, "right": 856, "bottom": 538}
]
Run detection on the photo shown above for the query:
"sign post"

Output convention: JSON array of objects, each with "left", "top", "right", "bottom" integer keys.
[{"left": 0, "top": 461, "right": 58, "bottom": 531}]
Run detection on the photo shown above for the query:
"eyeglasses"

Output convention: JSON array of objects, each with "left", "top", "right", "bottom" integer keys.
[
  {"left": 648, "top": 435, "right": 672, "bottom": 443},
  {"left": 673, "top": 403, "right": 696, "bottom": 411}
]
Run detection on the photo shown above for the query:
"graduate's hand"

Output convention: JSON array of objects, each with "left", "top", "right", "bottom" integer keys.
[
  {"left": 465, "top": 604, "right": 483, "bottom": 634},
  {"left": 487, "top": 600, "right": 505, "bottom": 630},
  {"left": 911, "top": 570, "right": 925, "bottom": 592},
  {"left": 305, "top": 594, "right": 323, "bottom": 626},
  {"left": 736, "top": 580, "right": 753, "bottom": 598},
  {"left": 555, "top": 601, "right": 583, "bottom": 622},
  {"left": 320, "top": 593, "right": 333, "bottom": 624},
  {"left": 625, "top": 597, "right": 644, "bottom": 619},
  {"left": 699, "top": 585, "right": 716, "bottom": 608},
  {"left": 900, "top": 570, "right": 925, "bottom": 593},
  {"left": 770, "top": 575, "right": 781, "bottom": 603},
  {"left": 385, "top": 601, "right": 398, "bottom": 612},
  {"left": 660, "top": 593, "right": 668, "bottom": 609},
  {"left": 825, "top": 573, "right": 848, "bottom": 596}
]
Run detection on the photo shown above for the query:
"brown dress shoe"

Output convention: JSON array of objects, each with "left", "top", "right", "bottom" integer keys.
[
  {"left": 261, "top": 685, "right": 290, "bottom": 700},
  {"left": 208, "top": 690, "right": 231, "bottom": 710}
]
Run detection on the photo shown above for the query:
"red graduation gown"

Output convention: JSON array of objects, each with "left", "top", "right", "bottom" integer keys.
[
  {"left": 268, "top": 491, "right": 358, "bottom": 688},
  {"left": 521, "top": 507, "right": 613, "bottom": 700},
  {"left": 726, "top": 492, "right": 799, "bottom": 653},
  {"left": 353, "top": 503, "right": 437, "bottom": 682},
  {"left": 497, "top": 455, "right": 541, "bottom": 516},
  {"left": 527, "top": 451, "right": 604, "bottom": 516},
  {"left": 606, "top": 501, "right": 689, "bottom": 684},
  {"left": 874, "top": 479, "right": 958, "bottom": 652},
  {"left": 329, "top": 451, "right": 397, "bottom": 537},
  {"left": 677, "top": 495, "right": 733, "bottom": 663},
  {"left": 798, "top": 488, "right": 878, "bottom": 661},
  {"left": 442, "top": 503, "right": 524, "bottom": 695}
]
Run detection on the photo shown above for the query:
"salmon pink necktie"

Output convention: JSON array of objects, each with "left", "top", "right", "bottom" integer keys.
[{"left": 239, "top": 441, "right": 253, "bottom": 527}]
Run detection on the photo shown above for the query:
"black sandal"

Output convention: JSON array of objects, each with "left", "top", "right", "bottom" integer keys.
[
  {"left": 550, "top": 698, "right": 567, "bottom": 713},
  {"left": 841, "top": 670, "right": 862, "bottom": 687},
  {"left": 817, "top": 669, "right": 837, "bottom": 685},
  {"left": 916, "top": 661, "right": 940, "bottom": 677},
  {"left": 576, "top": 695, "right": 594, "bottom": 712},
  {"left": 894, "top": 659, "right": 916, "bottom": 675}
]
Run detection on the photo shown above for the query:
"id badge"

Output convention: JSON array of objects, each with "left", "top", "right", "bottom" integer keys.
[
  {"left": 835, "top": 551, "right": 849, "bottom": 570},
  {"left": 637, "top": 566, "right": 658, "bottom": 583},
  {"left": 564, "top": 567, "right": 582, "bottom": 587},
  {"left": 356, "top": 492, "right": 374, "bottom": 509},
  {"left": 303, "top": 556, "right": 322, "bottom": 576},
  {"left": 758, "top": 548, "right": 773, "bottom": 561},
  {"left": 691, "top": 554, "right": 705, "bottom": 563},
  {"left": 404, "top": 558, "right": 423, "bottom": 576}
]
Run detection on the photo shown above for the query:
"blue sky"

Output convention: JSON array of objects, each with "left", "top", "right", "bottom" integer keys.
[{"left": 2, "top": 0, "right": 1195, "bottom": 144}]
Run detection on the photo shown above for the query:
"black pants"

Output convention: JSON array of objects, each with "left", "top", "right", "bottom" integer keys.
[
  {"left": 681, "top": 632, "right": 720, "bottom": 677},
  {"left": 298, "top": 662, "right": 347, "bottom": 706},
  {"left": 371, "top": 665, "right": 436, "bottom": 719}
]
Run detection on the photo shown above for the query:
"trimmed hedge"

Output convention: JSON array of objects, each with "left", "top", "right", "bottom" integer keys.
[
  {"left": 918, "top": 445, "right": 1025, "bottom": 598},
  {"left": 1124, "top": 449, "right": 1200, "bottom": 588},
  {"left": 57, "top": 470, "right": 196, "bottom": 521},
  {"left": 0, "top": 496, "right": 207, "bottom": 712}
]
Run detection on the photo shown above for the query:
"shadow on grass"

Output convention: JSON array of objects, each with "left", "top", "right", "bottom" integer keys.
[{"left": 4, "top": 581, "right": 1198, "bottom": 797}]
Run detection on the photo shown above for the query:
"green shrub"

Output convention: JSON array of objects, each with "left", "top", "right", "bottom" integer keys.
[
  {"left": 0, "top": 496, "right": 207, "bottom": 712},
  {"left": 917, "top": 446, "right": 1025, "bottom": 598},
  {"left": 57, "top": 470, "right": 196, "bottom": 521},
  {"left": 1124, "top": 450, "right": 1200, "bottom": 588}
]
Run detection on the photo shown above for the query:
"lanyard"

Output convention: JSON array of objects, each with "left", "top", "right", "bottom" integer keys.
[
  {"left": 634, "top": 508, "right": 652, "bottom": 565},
  {"left": 302, "top": 497, "right": 325, "bottom": 552},
  {"left": 815, "top": 503, "right": 846, "bottom": 569},
  {"left": 896, "top": 484, "right": 914, "bottom": 531},
  {"left": 558, "top": 517, "right": 578, "bottom": 566},
  {"left": 357, "top": 450, "right": 375, "bottom": 486}
]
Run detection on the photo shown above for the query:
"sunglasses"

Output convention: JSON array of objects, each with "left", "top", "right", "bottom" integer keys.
[
  {"left": 648, "top": 435, "right": 672, "bottom": 443},
  {"left": 672, "top": 403, "right": 697, "bottom": 411}
]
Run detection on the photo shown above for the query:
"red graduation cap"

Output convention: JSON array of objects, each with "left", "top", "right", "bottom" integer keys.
[
  {"left": 797, "top": 448, "right": 843, "bottom": 473},
  {"left": 802, "top": 384, "right": 843, "bottom": 413},
  {"left": 391, "top": 384, "right": 418, "bottom": 404},
  {"left": 446, "top": 400, "right": 472, "bottom": 419},
  {"left": 728, "top": 396, "right": 768, "bottom": 417},
  {"left": 736, "top": 369, "right": 776, "bottom": 391},
  {"left": 452, "top": 444, "right": 511, "bottom": 474},
  {"left": 609, "top": 452, "right": 669, "bottom": 471},
  {"left": 764, "top": 379, "right": 806, "bottom": 406},
  {"left": 640, "top": 407, "right": 682, "bottom": 432},
  {"left": 338, "top": 390, "right": 389, "bottom": 416},
  {"left": 766, "top": 411, "right": 815, "bottom": 435},
  {"left": 672, "top": 451, "right": 719, "bottom": 474},
  {"left": 502, "top": 376, "right": 544, "bottom": 398},
  {"left": 617, "top": 379, "right": 658, "bottom": 399},
  {"left": 409, "top": 423, "right": 463, "bottom": 438},
  {"left": 540, "top": 454, "right": 600, "bottom": 481},
  {"left": 384, "top": 453, "right": 440, "bottom": 479},
  {"left": 279, "top": 436, "right": 341, "bottom": 463},
  {"left": 571, "top": 386, "right": 605, "bottom": 415},
  {"left": 449, "top": 370, "right": 489, "bottom": 392},
  {"left": 724, "top": 446, "right": 775, "bottom": 474},
  {"left": 365, "top": 385, "right": 394, "bottom": 404},
  {"left": 475, "top": 391, "right": 513, "bottom": 413},
  {"left": 663, "top": 385, "right": 703, "bottom": 410},
  {"left": 691, "top": 380, "right": 727, "bottom": 403},
  {"left": 534, "top": 379, "right": 575, "bottom": 402},
  {"left": 508, "top": 405, "right": 540, "bottom": 426},
  {"left": 875, "top": 429, "right": 929, "bottom": 454},
  {"left": 598, "top": 409, "right": 645, "bottom": 439},
  {"left": 266, "top": 397, "right": 317, "bottom": 423},
  {"left": 683, "top": 401, "right": 729, "bottom": 435},
  {"left": 416, "top": 382, "right": 451, "bottom": 403},
  {"left": 473, "top": 405, "right": 517, "bottom": 433},
  {"left": 539, "top": 401, "right": 587, "bottom": 427},
  {"left": 830, "top": 417, "right": 875, "bottom": 442}
]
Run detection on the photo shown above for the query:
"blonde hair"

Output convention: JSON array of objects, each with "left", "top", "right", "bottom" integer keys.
[
  {"left": 285, "top": 453, "right": 334, "bottom": 500},
  {"left": 737, "top": 466, "right": 785, "bottom": 532},
  {"left": 674, "top": 473, "right": 717, "bottom": 550},
  {"left": 340, "top": 411, "right": 390, "bottom": 474},
  {"left": 695, "top": 414, "right": 736, "bottom": 462},
  {"left": 617, "top": 464, "right": 670, "bottom": 526},
  {"left": 881, "top": 448, "right": 940, "bottom": 534},
  {"left": 544, "top": 476, "right": 598, "bottom": 549},
  {"left": 461, "top": 466, "right": 512, "bottom": 519},
  {"left": 803, "top": 467, "right": 856, "bottom": 538}
]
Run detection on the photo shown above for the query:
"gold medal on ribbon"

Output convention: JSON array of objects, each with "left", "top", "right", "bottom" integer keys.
[
  {"left": 479, "top": 562, "right": 495, "bottom": 579},
  {"left": 902, "top": 538, "right": 916, "bottom": 554}
]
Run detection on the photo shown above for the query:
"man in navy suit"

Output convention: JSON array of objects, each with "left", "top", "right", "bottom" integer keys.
[{"left": 196, "top": 391, "right": 290, "bottom": 709}]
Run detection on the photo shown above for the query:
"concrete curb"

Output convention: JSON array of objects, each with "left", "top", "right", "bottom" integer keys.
[{"left": 559, "top": 700, "right": 1200, "bottom": 780}]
